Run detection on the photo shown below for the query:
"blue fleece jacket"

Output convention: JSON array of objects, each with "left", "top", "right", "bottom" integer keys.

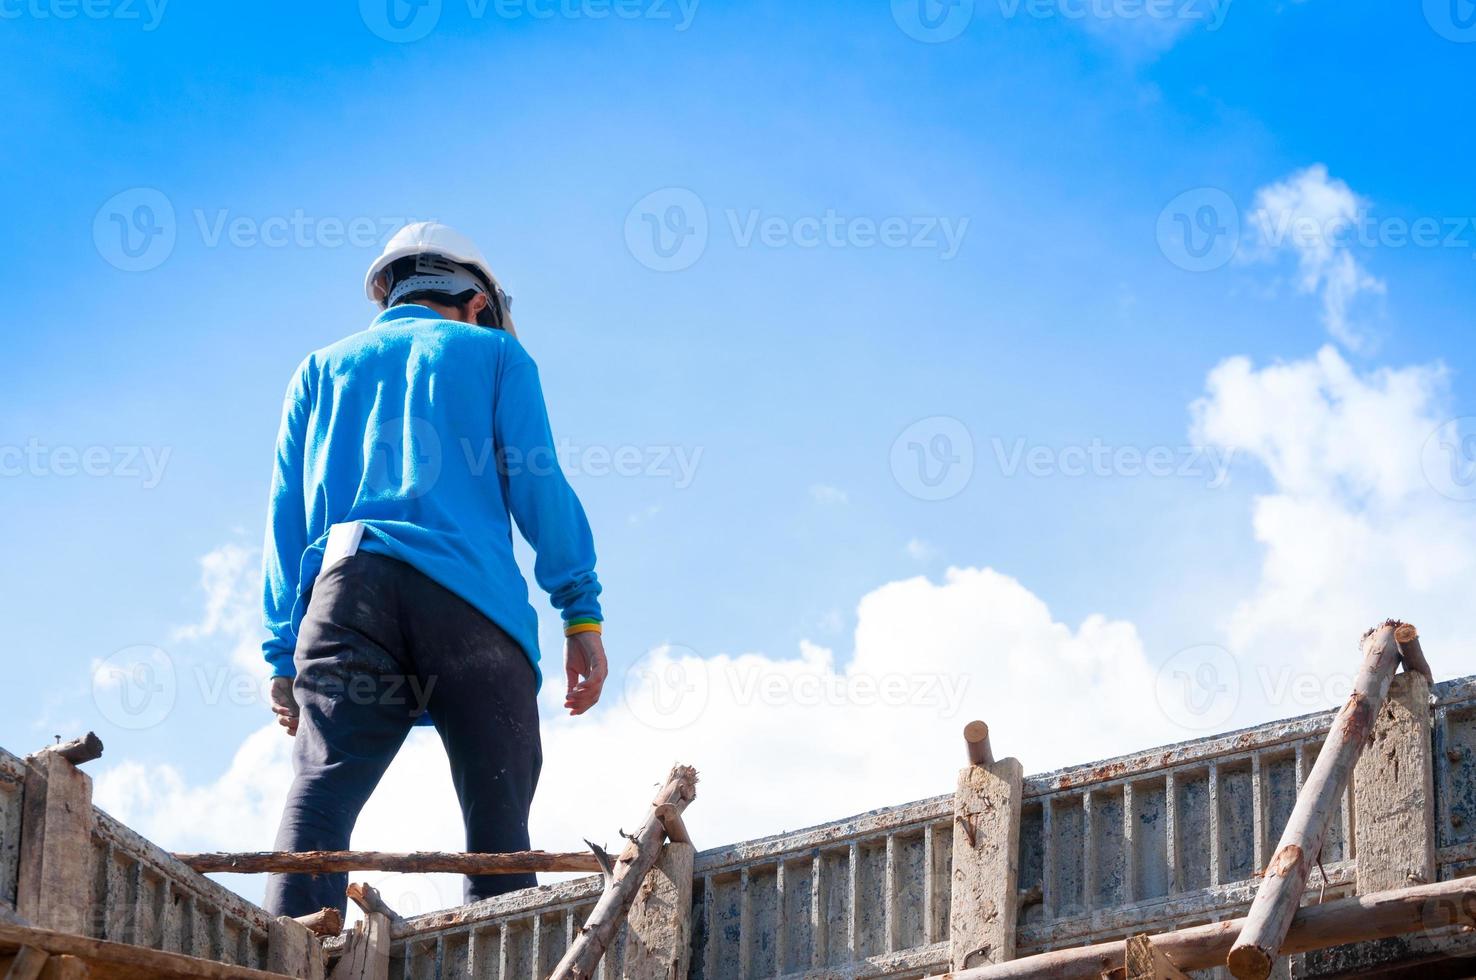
[{"left": 261, "top": 305, "right": 602, "bottom": 689}]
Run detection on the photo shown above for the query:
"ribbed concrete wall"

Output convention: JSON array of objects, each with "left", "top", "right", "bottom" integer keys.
[
  {"left": 365, "top": 675, "right": 1476, "bottom": 980},
  {"left": 0, "top": 747, "right": 277, "bottom": 969},
  {"left": 8, "top": 676, "right": 1476, "bottom": 978}
]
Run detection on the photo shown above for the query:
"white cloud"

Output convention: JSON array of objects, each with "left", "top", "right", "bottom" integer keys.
[
  {"left": 1192, "top": 345, "right": 1476, "bottom": 683},
  {"left": 94, "top": 564, "right": 1171, "bottom": 915},
  {"left": 171, "top": 543, "right": 265, "bottom": 672},
  {"left": 1244, "top": 165, "right": 1386, "bottom": 349},
  {"left": 905, "top": 537, "right": 939, "bottom": 561},
  {"left": 809, "top": 484, "right": 849, "bottom": 505}
]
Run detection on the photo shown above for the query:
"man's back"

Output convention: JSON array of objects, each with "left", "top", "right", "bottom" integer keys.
[{"left": 262, "top": 304, "right": 602, "bottom": 686}]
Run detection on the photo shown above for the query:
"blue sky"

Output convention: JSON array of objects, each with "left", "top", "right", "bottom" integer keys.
[{"left": 4, "top": 0, "right": 1476, "bottom": 906}]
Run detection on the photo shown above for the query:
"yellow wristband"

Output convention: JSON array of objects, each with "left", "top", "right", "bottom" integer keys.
[{"left": 564, "top": 622, "right": 603, "bottom": 637}]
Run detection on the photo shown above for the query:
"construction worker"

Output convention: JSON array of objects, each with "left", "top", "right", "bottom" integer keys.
[{"left": 259, "top": 221, "right": 607, "bottom": 918}]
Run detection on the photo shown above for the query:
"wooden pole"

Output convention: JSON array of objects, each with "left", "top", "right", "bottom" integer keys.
[
  {"left": 1394, "top": 622, "right": 1434, "bottom": 686},
  {"left": 941, "top": 874, "right": 1476, "bottom": 980},
  {"left": 175, "top": 849, "right": 602, "bottom": 875},
  {"left": 293, "top": 908, "right": 343, "bottom": 938},
  {"left": 548, "top": 765, "right": 699, "bottom": 980},
  {"left": 1226, "top": 621, "right": 1404, "bottom": 979},
  {"left": 964, "top": 720, "right": 994, "bottom": 767},
  {"left": 34, "top": 733, "right": 103, "bottom": 767}
]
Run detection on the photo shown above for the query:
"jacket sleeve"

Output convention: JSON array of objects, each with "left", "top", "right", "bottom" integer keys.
[
  {"left": 493, "top": 351, "right": 603, "bottom": 623},
  {"left": 261, "top": 359, "right": 314, "bottom": 677}
]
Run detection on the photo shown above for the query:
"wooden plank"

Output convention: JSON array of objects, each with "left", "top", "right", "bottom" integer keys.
[
  {"left": 325, "top": 915, "right": 387, "bottom": 980},
  {"left": 267, "top": 916, "right": 324, "bottom": 980},
  {"left": 1353, "top": 671, "right": 1436, "bottom": 893},
  {"left": 948, "top": 756, "right": 1024, "bottom": 969},
  {"left": 17, "top": 753, "right": 95, "bottom": 935},
  {"left": 621, "top": 843, "right": 694, "bottom": 980},
  {"left": 0, "top": 921, "right": 293, "bottom": 980}
]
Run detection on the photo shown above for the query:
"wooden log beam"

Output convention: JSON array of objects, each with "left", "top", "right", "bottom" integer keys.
[
  {"left": 0, "top": 920, "right": 296, "bottom": 980},
  {"left": 653, "top": 803, "right": 692, "bottom": 845},
  {"left": 1226, "top": 621, "right": 1404, "bottom": 979},
  {"left": 964, "top": 720, "right": 993, "bottom": 767},
  {"left": 33, "top": 734, "right": 102, "bottom": 768},
  {"left": 548, "top": 765, "right": 699, "bottom": 980},
  {"left": 175, "top": 849, "right": 602, "bottom": 875},
  {"left": 1394, "top": 622, "right": 1434, "bottom": 687},
  {"left": 944, "top": 873, "right": 1476, "bottom": 980},
  {"left": 293, "top": 909, "right": 343, "bottom": 939}
]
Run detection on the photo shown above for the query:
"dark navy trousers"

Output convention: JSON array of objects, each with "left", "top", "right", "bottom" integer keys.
[{"left": 263, "top": 552, "right": 542, "bottom": 918}]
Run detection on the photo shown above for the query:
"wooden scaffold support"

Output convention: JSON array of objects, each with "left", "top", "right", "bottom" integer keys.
[
  {"left": 1226, "top": 620, "right": 1422, "bottom": 978},
  {"left": 17, "top": 733, "right": 104, "bottom": 937},
  {"left": 549, "top": 764, "right": 699, "bottom": 980},
  {"left": 950, "top": 721, "right": 1024, "bottom": 970}
]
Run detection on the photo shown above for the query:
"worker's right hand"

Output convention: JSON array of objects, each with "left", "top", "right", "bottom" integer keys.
[
  {"left": 270, "top": 676, "right": 299, "bottom": 736},
  {"left": 564, "top": 632, "right": 609, "bottom": 716}
]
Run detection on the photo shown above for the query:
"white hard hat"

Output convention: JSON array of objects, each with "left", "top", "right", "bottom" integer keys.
[{"left": 365, "top": 221, "right": 515, "bottom": 332}]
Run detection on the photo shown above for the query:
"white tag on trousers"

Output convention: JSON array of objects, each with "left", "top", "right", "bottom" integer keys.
[{"left": 322, "top": 521, "right": 366, "bottom": 574}]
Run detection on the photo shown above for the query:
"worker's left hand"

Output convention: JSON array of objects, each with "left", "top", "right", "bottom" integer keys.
[
  {"left": 270, "top": 676, "right": 299, "bottom": 736},
  {"left": 564, "top": 632, "right": 608, "bottom": 716}
]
